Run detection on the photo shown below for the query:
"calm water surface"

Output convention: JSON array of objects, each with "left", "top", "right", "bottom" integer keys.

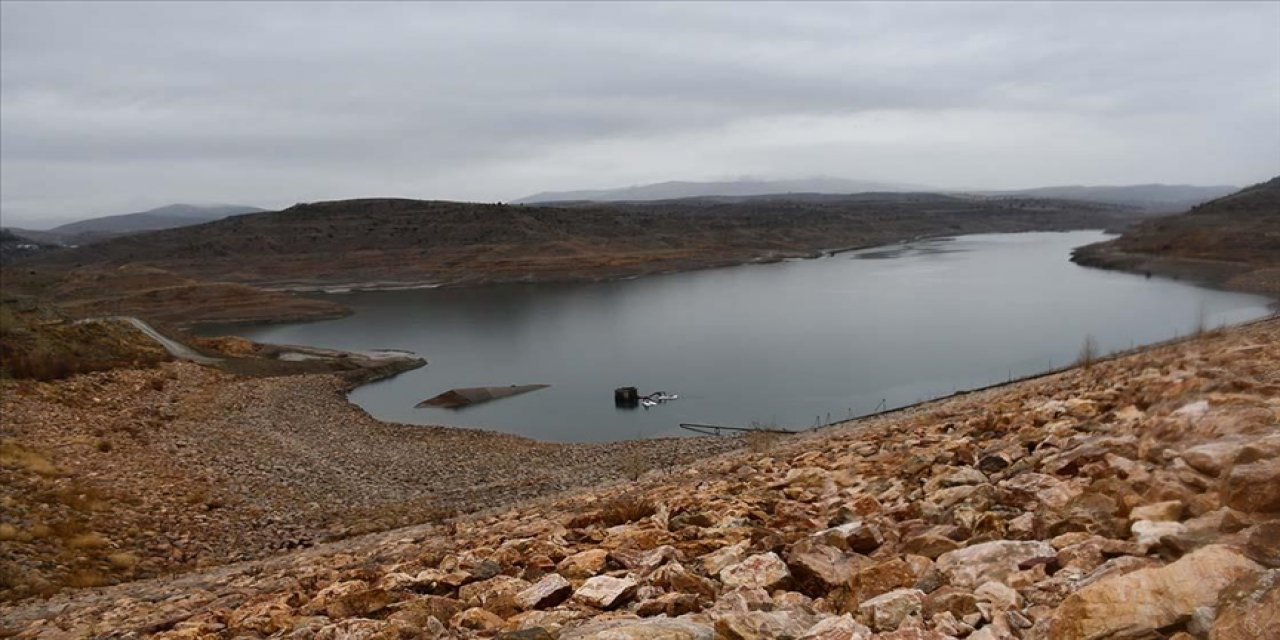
[{"left": 202, "top": 231, "right": 1273, "bottom": 442}]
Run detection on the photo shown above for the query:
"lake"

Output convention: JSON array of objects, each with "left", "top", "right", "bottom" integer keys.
[{"left": 199, "top": 231, "right": 1274, "bottom": 442}]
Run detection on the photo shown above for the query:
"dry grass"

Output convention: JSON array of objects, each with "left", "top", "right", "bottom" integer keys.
[
  {"left": 619, "top": 450, "right": 650, "bottom": 481},
  {"left": 566, "top": 494, "right": 657, "bottom": 529},
  {"left": 1077, "top": 335, "right": 1099, "bottom": 369},
  {"left": 744, "top": 425, "right": 784, "bottom": 453},
  {"left": 0, "top": 439, "right": 59, "bottom": 476}
]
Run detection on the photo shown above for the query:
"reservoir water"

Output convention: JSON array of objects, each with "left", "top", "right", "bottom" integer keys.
[{"left": 201, "top": 231, "right": 1274, "bottom": 442}]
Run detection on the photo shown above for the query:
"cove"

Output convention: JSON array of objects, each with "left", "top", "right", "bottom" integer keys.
[{"left": 199, "top": 231, "right": 1274, "bottom": 442}]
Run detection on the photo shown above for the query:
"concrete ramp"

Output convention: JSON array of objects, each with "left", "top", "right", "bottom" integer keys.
[{"left": 417, "top": 384, "right": 549, "bottom": 409}]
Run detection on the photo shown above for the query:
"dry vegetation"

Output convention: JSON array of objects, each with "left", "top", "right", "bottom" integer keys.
[
  {"left": 1074, "top": 175, "right": 1280, "bottom": 295},
  {"left": 0, "top": 302, "right": 169, "bottom": 381}
]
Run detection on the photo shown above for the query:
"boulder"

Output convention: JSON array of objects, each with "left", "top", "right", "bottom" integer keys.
[
  {"left": 573, "top": 575, "right": 638, "bottom": 610},
  {"left": 634, "top": 592, "right": 701, "bottom": 617},
  {"left": 1245, "top": 521, "right": 1280, "bottom": 568},
  {"left": 901, "top": 534, "right": 961, "bottom": 560},
  {"left": 796, "top": 614, "right": 872, "bottom": 640},
  {"left": 1224, "top": 458, "right": 1280, "bottom": 513},
  {"left": 1048, "top": 544, "right": 1264, "bottom": 639},
  {"left": 786, "top": 544, "right": 854, "bottom": 597},
  {"left": 558, "top": 549, "right": 609, "bottom": 580},
  {"left": 812, "top": 521, "right": 883, "bottom": 553},
  {"left": 1131, "top": 520, "right": 1188, "bottom": 549},
  {"left": 452, "top": 607, "right": 506, "bottom": 633},
  {"left": 1128, "top": 500, "right": 1183, "bottom": 522},
  {"left": 714, "top": 610, "right": 816, "bottom": 640},
  {"left": 701, "top": 540, "right": 750, "bottom": 576},
  {"left": 516, "top": 573, "right": 573, "bottom": 611},
  {"left": 721, "top": 553, "right": 792, "bottom": 591},
  {"left": 301, "top": 580, "right": 391, "bottom": 619},
  {"left": 845, "top": 558, "right": 917, "bottom": 606},
  {"left": 856, "top": 588, "right": 924, "bottom": 632},
  {"left": 936, "top": 540, "right": 1056, "bottom": 589},
  {"left": 1211, "top": 569, "right": 1280, "bottom": 640},
  {"left": 560, "top": 618, "right": 714, "bottom": 640},
  {"left": 565, "top": 619, "right": 716, "bottom": 640}
]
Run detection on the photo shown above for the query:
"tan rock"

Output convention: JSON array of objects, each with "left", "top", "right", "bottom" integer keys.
[
  {"left": 386, "top": 595, "right": 465, "bottom": 626},
  {"left": 701, "top": 540, "right": 750, "bottom": 576},
  {"left": 973, "top": 581, "right": 1021, "bottom": 611},
  {"left": 459, "top": 574, "right": 531, "bottom": 617},
  {"left": 856, "top": 588, "right": 924, "bottom": 632},
  {"left": 1131, "top": 520, "right": 1188, "bottom": 548},
  {"left": 901, "top": 534, "right": 961, "bottom": 560},
  {"left": 1128, "top": 500, "right": 1183, "bottom": 522},
  {"left": 558, "top": 549, "right": 609, "bottom": 580},
  {"left": 796, "top": 614, "right": 872, "bottom": 640},
  {"left": 573, "top": 574, "right": 638, "bottom": 609},
  {"left": 1000, "top": 473, "right": 1079, "bottom": 510},
  {"left": 1049, "top": 544, "right": 1264, "bottom": 640},
  {"left": 721, "top": 552, "right": 792, "bottom": 591},
  {"left": 1211, "top": 569, "right": 1280, "bottom": 640},
  {"left": 936, "top": 540, "right": 1056, "bottom": 589},
  {"left": 1245, "top": 521, "right": 1280, "bottom": 568},
  {"left": 302, "top": 580, "right": 392, "bottom": 619},
  {"left": 453, "top": 606, "right": 506, "bottom": 632},
  {"left": 1224, "top": 459, "right": 1280, "bottom": 513},
  {"left": 648, "top": 562, "right": 718, "bottom": 599},
  {"left": 786, "top": 543, "right": 855, "bottom": 597},
  {"left": 634, "top": 591, "right": 701, "bottom": 617},
  {"left": 812, "top": 521, "right": 883, "bottom": 553},
  {"left": 559, "top": 618, "right": 714, "bottom": 640},
  {"left": 714, "top": 610, "right": 816, "bottom": 640},
  {"left": 1181, "top": 439, "right": 1243, "bottom": 477},
  {"left": 846, "top": 558, "right": 917, "bottom": 605},
  {"left": 516, "top": 573, "right": 573, "bottom": 611}
]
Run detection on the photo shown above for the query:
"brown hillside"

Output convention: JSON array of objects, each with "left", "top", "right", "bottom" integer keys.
[
  {"left": 1073, "top": 177, "right": 1280, "bottom": 295},
  {"left": 28, "top": 195, "right": 1142, "bottom": 289}
]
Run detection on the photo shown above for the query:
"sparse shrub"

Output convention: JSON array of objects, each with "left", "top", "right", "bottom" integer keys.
[
  {"left": 107, "top": 552, "right": 139, "bottom": 570},
  {"left": 619, "top": 450, "right": 650, "bottom": 481},
  {"left": 1077, "top": 335, "right": 1099, "bottom": 369},
  {"left": 566, "top": 494, "right": 657, "bottom": 529},
  {"left": 744, "top": 424, "right": 783, "bottom": 453},
  {"left": 65, "top": 532, "right": 109, "bottom": 549}
]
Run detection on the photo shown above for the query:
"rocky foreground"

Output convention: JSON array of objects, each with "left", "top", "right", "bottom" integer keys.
[{"left": 3, "top": 318, "right": 1278, "bottom": 638}]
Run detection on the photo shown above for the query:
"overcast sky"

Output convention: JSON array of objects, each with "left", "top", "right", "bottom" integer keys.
[{"left": 2, "top": 2, "right": 1278, "bottom": 228}]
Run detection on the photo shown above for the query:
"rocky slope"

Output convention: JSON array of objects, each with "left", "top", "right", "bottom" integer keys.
[
  {"left": 3, "top": 318, "right": 1276, "bottom": 638},
  {"left": 1073, "top": 176, "right": 1280, "bottom": 295}
]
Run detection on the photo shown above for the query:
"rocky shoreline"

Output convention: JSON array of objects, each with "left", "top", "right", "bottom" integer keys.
[{"left": 3, "top": 317, "right": 1277, "bottom": 638}]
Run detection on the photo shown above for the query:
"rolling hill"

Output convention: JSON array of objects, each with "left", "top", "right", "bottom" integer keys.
[
  {"left": 26, "top": 193, "right": 1142, "bottom": 291},
  {"left": 5, "top": 203, "right": 265, "bottom": 246},
  {"left": 1072, "top": 176, "right": 1280, "bottom": 294}
]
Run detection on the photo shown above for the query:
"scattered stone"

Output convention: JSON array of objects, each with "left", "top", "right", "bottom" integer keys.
[
  {"left": 857, "top": 588, "right": 925, "bottom": 632},
  {"left": 936, "top": 540, "right": 1056, "bottom": 589},
  {"left": 1049, "top": 545, "right": 1264, "bottom": 639},
  {"left": 516, "top": 574, "right": 573, "bottom": 611},
  {"left": 721, "top": 553, "right": 792, "bottom": 591},
  {"left": 559, "top": 549, "right": 610, "bottom": 580},
  {"left": 560, "top": 618, "right": 714, "bottom": 640},
  {"left": 573, "top": 575, "right": 639, "bottom": 610}
]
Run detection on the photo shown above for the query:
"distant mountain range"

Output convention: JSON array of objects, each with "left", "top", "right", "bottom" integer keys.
[
  {"left": 515, "top": 178, "right": 930, "bottom": 204},
  {"left": 518, "top": 178, "right": 1238, "bottom": 211},
  {"left": 5, "top": 204, "right": 264, "bottom": 246},
  {"left": 982, "top": 184, "right": 1239, "bottom": 212}
]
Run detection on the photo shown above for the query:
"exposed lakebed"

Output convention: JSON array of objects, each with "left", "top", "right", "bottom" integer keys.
[{"left": 199, "top": 231, "right": 1273, "bottom": 442}]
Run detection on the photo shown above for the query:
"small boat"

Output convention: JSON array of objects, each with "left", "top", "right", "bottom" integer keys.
[
  {"left": 640, "top": 399, "right": 658, "bottom": 408},
  {"left": 654, "top": 393, "right": 679, "bottom": 401}
]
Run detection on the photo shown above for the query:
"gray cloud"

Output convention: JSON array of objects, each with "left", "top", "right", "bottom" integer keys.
[{"left": 2, "top": 1, "right": 1278, "bottom": 227}]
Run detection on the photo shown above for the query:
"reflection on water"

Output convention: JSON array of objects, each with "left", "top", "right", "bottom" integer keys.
[{"left": 200, "top": 231, "right": 1273, "bottom": 442}]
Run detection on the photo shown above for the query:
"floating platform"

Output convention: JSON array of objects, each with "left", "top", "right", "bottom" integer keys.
[{"left": 417, "top": 384, "right": 550, "bottom": 409}]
